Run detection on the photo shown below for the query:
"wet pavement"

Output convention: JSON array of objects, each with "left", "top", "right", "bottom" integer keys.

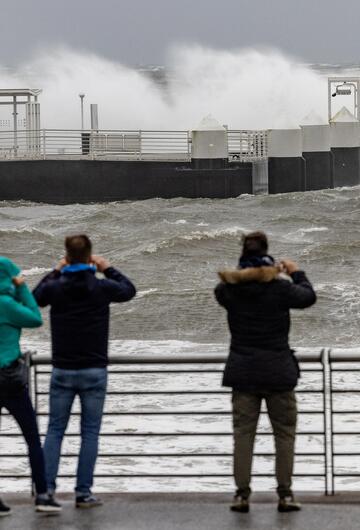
[{"left": 0, "top": 493, "right": 359, "bottom": 530}]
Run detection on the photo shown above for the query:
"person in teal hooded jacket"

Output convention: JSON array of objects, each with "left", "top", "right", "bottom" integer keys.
[
  {"left": 0, "top": 257, "right": 42, "bottom": 367},
  {"left": 0, "top": 257, "right": 61, "bottom": 516}
]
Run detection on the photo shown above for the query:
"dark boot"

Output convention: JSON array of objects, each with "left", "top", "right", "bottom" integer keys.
[
  {"left": 0, "top": 498, "right": 11, "bottom": 517},
  {"left": 230, "top": 493, "right": 250, "bottom": 513},
  {"left": 278, "top": 495, "right": 301, "bottom": 512}
]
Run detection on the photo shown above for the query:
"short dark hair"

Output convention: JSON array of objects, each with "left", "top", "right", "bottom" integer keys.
[
  {"left": 241, "top": 231, "right": 268, "bottom": 258},
  {"left": 65, "top": 235, "right": 92, "bottom": 264}
]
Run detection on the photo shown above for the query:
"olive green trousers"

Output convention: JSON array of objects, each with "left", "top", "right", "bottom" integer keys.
[{"left": 232, "top": 390, "right": 297, "bottom": 499}]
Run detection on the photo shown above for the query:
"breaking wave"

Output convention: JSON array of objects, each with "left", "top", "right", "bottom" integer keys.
[
  {"left": 0, "top": 45, "right": 329, "bottom": 129},
  {"left": 144, "top": 226, "right": 246, "bottom": 254}
]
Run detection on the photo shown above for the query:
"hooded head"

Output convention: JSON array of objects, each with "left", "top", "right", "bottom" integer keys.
[
  {"left": 238, "top": 231, "right": 275, "bottom": 269},
  {"left": 0, "top": 257, "right": 20, "bottom": 297}
]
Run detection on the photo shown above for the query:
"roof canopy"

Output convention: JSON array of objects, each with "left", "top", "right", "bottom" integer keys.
[{"left": 0, "top": 89, "right": 42, "bottom": 98}]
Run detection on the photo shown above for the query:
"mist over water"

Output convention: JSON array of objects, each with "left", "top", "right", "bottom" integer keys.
[{"left": 0, "top": 45, "right": 330, "bottom": 129}]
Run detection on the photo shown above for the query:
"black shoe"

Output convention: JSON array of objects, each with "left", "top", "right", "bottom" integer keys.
[
  {"left": 278, "top": 496, "right": 301, "bottom": 512},
  {"left": 0, "top": 498, "right": 11, "bottom": 517},
  {"left": 76, "top": 495, "right": 103, "bottom": 509},
  {"left": 230, "top": 495, "right": 250, "bottom": 513},
  {"left": 35, "top": 495, "right": 62, "bottom": 513},
  {"left": 48, "top": 493, "right": 62, "bottom": 508}
]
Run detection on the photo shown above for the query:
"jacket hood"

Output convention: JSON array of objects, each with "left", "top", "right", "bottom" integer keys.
[
  {"left": 218, "top": 265, "right": 280, "bottom": 284},
  {"left": 61, "top": 269, "right": 97, "bottom": 299},
  {"left": 0, "top": 257, "right": 20, "bottom": 296}
]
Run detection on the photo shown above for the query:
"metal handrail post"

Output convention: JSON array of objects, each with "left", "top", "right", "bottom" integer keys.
[
  {"left": 24, "top": 350, "right": 33, "bottom": 401},
  {"left": 42, "top": 129, "right": 46, "bottom": 159},
  {"left": 321, "top": 347, "right": 333, "bottom": 495},
  {"left": 329, "top": 349, "right": 335, "bottom": 495},
  {"left": 24, "top": 350, "right": 36, "bottom": 496}
]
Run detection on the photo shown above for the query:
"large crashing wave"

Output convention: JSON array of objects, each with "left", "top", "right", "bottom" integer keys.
[{"left": 0, "top": 45, "right": 328, "bottom": 129}]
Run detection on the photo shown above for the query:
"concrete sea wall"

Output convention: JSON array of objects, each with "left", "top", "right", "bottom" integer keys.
[
  {"left": 1, "top": 117, "right": 360, "bottom": 203},
  {"left": 0, "top": 160, "right": 253, "bottom": 203}
]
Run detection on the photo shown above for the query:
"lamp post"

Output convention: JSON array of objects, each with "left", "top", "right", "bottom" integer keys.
[
  {"left": 328, "top": 78, "right": 360, "bottom": 122},
  {"left": 79, "top": 93, "right": 85, "bottom": 130}
]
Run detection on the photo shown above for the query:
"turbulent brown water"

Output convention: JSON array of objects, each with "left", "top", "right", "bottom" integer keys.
[
  {"left": 2, "top": 187, "right": 360, "bottom": 493},
  {"left": 0, "top": 186, "right": 357, "bottom": 350}
]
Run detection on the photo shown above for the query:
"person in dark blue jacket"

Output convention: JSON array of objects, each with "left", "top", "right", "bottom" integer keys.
[{"left": 33, "top": 234, "right": 136, "bottom": 508}]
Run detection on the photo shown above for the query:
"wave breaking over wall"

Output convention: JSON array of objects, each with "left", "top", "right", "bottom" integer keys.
[{"left": 0, "top": 45, "right": 328, "bottom": 130}]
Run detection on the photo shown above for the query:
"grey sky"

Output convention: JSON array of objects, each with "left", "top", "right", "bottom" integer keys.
[{"left": 0, "top": 0, "right": 359, "bottom": 66}]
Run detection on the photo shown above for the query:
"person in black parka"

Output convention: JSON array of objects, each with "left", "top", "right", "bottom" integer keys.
[{"left": 215, "top": 231, "right": 316, "bottom": 513}]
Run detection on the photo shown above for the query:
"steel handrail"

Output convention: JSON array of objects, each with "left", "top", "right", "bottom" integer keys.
[
  {"left": 29, "top": 348, "right": 323, "bottom": 365},
  {"left": 0, "top": 128, "right": 269, "bottom": 162},
  {"left": 5, "top": 347, "right": 360, "bottom": 494}
]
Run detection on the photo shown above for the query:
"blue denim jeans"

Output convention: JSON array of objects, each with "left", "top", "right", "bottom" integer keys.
[{"left": 44, "top": 367, "right": 107, "bottom": 496}]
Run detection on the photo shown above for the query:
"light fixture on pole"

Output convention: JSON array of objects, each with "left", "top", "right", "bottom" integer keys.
[
  {"left": 79, "top": 93, "right": 85, "bottom": 130},
  {"left": 328, "top": 78, "right": 360, "bottom": 122}
]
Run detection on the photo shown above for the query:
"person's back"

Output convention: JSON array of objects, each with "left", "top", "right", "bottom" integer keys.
[
  {"left": 215, "top": 231, "right": 316, "bottom": 513},
  {"left": 33, "top": 234, "right": 136, "bottom": 508},
  {"left": 216, "top": 259, "right": 315, "bottom": 391},
  {"left": 35, "top": 260, "right": 135, "bottom": 369}
]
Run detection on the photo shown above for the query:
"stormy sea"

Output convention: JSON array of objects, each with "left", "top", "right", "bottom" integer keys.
[
  {"left": 0, "top": 188, "right": 359, "bottom": 493},
  {"left": 1, "top": 51, "right": 360, "bottom": 493}
]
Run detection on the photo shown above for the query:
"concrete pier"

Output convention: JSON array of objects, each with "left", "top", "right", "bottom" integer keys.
[
  {"left": 0, "top": 160, "right": 253, "bottom": 203},
  {"left": 268, "top": 129, "right": 306, "bottom": 193},
  {"left": 1, "top": 493, "right": 360, "bottom": 530},
  {"left": 301, "top": 124, "right": 333, "bottom": 191},
  {"left": 330, "top": 107, "right": 360, "bottom": 187}
]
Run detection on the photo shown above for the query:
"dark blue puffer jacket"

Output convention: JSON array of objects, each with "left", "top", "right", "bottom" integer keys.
[{"left": 33, "top": 267, "right": 136, "bottom": 369}]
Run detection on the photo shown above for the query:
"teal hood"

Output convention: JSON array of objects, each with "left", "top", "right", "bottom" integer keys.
[
  {"left": 0, "top": 256, "right": 42, "bottom": 368},
  {"left": 0, "top": 257, "right": 20, "bottom": 297}
]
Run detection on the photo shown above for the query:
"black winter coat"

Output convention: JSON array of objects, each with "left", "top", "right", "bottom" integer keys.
[
  {"left": 215, "top": 266, "right": 316, "bottom": 392},
  {"left": 33, "top": 267, "right": 136, "bottom": 369}
]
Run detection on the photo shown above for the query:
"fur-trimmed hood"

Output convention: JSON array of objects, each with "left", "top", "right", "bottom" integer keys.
[{"left": 218, "top": 265, "right": 280, "bottom": 284}]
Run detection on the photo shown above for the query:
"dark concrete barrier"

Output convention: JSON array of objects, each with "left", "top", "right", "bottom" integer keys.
[
  {"left": 331, "top": 147, "right": 360, "bottom": 188},
  {"left": 0, "top": 160, "right": 253, "bottom": 203},
  {"left": 303, "top": 151, "right": 334, "bottom": 191},
  {"left": 268, "top": 157, "right": 306, "bottom": 194}
]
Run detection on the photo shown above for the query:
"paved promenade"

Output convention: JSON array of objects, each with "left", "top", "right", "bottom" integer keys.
[{"left": 1, "top": 493, "right": 359, "bottom": 530}]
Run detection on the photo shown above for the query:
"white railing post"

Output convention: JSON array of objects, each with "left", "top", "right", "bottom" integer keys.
[{"left": 42, "top": 129, "right": 46, "bottom": 159}]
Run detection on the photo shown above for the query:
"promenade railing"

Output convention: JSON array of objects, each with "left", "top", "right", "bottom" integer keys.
[
  {"left": 1, "top": 348, "right": 360, "bottom": 494},
  {"left": 0, "top": 129, "right": 268, "bottom": 162}
]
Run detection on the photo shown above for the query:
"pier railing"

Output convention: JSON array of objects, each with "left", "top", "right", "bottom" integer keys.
[
  {"left": 2, "top": 348, "right": 360, "bottom": 494},
  {"left": 0, "top": 129, "right": 268, "bottom": 162},
  {"left": 227, "top": 129, "right": 268, "bottom": 161}
]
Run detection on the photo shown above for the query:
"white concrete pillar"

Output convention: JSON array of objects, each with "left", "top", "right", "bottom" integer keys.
[
  {"left": 268, "top": 128, "right": 302, "bottom": 157},
  {"left": 191, "top": 115, "right": 228, "bottom": 168}
]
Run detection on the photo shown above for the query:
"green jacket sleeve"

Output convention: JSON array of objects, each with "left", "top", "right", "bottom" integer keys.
[{"left": 5, "top": 284, "right": 43, "bottom": 328}]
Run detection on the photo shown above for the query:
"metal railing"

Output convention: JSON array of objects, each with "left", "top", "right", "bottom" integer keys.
[
  {"left": 228, "top": 129, "right": 268, "bottom": 161},
  {"left": 0, "top": 129, "right": 268, "bottom": 162},
  {"left": 2, "top": 347, "right": 356, "bottom": 494}
]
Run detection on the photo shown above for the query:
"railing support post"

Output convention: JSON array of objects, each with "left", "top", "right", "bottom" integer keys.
[
  {"left": 322, "top": 347, "right": 334, "bottom": 495},
  {"left": 42, "top": 129, "right": 46, "bottom": 159}
]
